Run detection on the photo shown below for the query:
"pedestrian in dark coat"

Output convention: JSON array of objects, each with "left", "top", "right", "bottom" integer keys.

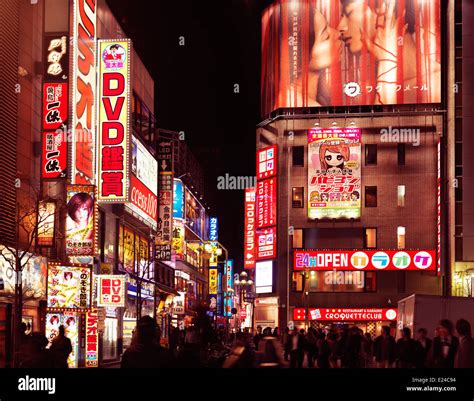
[
  {"left": 454, "top": 319, "right": 474, "bottom": 368},
  {"left": 373, "top": 326, "right": 396, "bottom": 368},
  {"left": 121, "top": 316, "right": 174, "bottom": 368},
  {"left": 414, "top": 328, "right": 432, "bottom": 368},
  {"left": 20, "top": 333, "right": 54, "bottom": 368},
  {"left": 432, "top": 319, "right": 459, "bottom": 368},
  {"left": 396, "top": 327, "right": 417, "bottom": 368},
  {"left": 316, "top": 332, "right": 331, "bottom": 369},
  {"left": 50, "top": 325, "right": 72, "bottom": 368}
]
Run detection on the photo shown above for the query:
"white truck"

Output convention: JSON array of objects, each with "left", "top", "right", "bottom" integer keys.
[{"left": 396, "top": 294, "right": 474, "bottom": 339}]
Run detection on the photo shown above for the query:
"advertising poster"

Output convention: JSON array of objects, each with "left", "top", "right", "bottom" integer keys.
[
  {"left": 97, "top": 39, "right": 131, "bottom": 201},
  {"left": 255, "top": 261, "right": 273, "bottom": 294},
  {"left": 46, "top": 311, "right": 79, "bottom": 368},
  {"left": 294, "top": 249, "right": 436, "bottom": 271},
  {"left": 0, "top": 248, "right": 47, "bottom": 298},
  {"left": 47, "top": 265, "right": 92, "bottom": 308},
  {"left": 97, "top": 275, "right": 126, "bottom": 307},
  {"left": 66, "top": 185, "right": 96, "bottom": 256},
  {"left": 172, "top": 218, "right": 185, "bottom": 260},
  {"left": 71, "top": 0, "right": 96, "bottom": 184},
  {"left": 308, "top": 128, "right": 361, "bottom": 219},
  {"left": 37, "top": 201, "right": 56, "bottom": 247},
  {"left": 261, "top": 0, "right": 441, "bottom": 115}
]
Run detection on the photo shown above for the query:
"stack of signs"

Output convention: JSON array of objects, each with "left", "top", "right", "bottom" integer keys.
[
  {"left": 255, "top": 146, "right": 277, "bottom": 260},
  {"left": 42, "top": 33, "right": 68, "bottom": 179}
]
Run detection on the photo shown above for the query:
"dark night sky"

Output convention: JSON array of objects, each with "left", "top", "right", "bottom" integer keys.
[{"left": 107, "top": 0, "right": 272, "bottom": 270}]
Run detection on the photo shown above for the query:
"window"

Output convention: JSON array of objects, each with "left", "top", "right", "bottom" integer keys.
[
  {"left": 292, "top": 228, "right": 303, "bottom": 249},
  {"left": 292, "top": 187, "right": 304, "bottom": 208},
  {"left": 364, "top": 228, "right": 377, "bottom": 248},
  {"left": 292, "top": 146, "right": 304, "bottom": 166},
  {"left": 397, "top": 226, "right": 406, "bottom": 249},
  {"left": 292, "top": 272, "right": 304, "bottom": 292},
  {"left": 365, "top": 186, "right": 377, "bottom": 207},
  {"left": 397, "top": 185, "right": 405, "bottom": 207},
  {"left": 398, "top": 144, "right": 406, "bottom": 165},
  {"left": 365, "top": 144, "right": 377, "bottom": 165}
]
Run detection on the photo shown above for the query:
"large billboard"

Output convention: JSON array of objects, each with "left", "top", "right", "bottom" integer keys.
[
  {"left": 185, "top": 188, "right": 206, "bottom": 238},
  {"left": 294, "top": 249, "right": 436, "bottom": 271},
  {"left": 308, "top": 128, "right": 361, "bottom": 219},
  {"left": 255, "top": 261, "right": 273, "bottom": 294},
  {"left": 256, "top": 178, "right": 277, "bottom": 228},
  {"left": 173, "top": 179, "right": 184, "bottom": 219},
  {"left": 66, "top": 185, "right": 96, "bottom": 256},
  {"left": 97, "top": 39, "right": 131, "bottom": 201},
  {"left": 261, "top": 0, "right": 441, "bottom": 115},
  {"left": 129, "top": 136, "right": 158, "bottom": 228},
  {"left": 71, "top": 0, "right": 96, "bottom": 184}
]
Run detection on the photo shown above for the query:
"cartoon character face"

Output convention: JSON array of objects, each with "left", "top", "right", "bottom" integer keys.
[
  {"left": 324, "top": 150, "right": 345, "bottom": 167},
  {"left": 310, "top": 191, "right": 320, "bottom": 202},
  {"left": 321, "top": 193, "right": 329, "bottom": 202},
  {"left": 341, "top": 193, "right": 350, "bottom": 201}
]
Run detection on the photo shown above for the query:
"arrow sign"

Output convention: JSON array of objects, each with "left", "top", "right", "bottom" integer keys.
[{"left": 161, "top": 160, "right": 168, "bottom": 171}]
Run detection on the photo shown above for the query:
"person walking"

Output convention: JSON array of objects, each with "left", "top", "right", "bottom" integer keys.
[
  {"left": 305, "top": 328, "right": 318, "bottom": 368},
  {"left": 254, "top": 326, "right": 263, "bottom": 350},
  {"left": 432, "top": 319, "right": 459, "bottom": 368},
  {"left": 282, "top": 327, "right": 291, "bottom": 361},
  {"left": 20, "top": 333, "right": 54, "bottom": 368},
  {"left": 454, "top": 319, "right": 474, "bottom": 368},
  {"left": 395, "top": 327, "right": 417, "bottom": 368},
  {"left": 373, "top": 326, "right": 396, "bottom": 368},
  {"left": 121, "top": 316, "right": 174, "bottom": 368},
  {"left": 362, "top": 333, "right": 373, "bottom": 368},
  {"left": 327, "top": 331, "right": 339, "bottom": 368},
  {"left": 296, "top": 329, "right": 306, "bottom": 368},
  {"left": 316, "top": 331, "right": 331, "bottom": 369},
  {"left": 50, "top": 325, "right": 72, "bottom": 368},
  {"left": 414, "top": 328, "right": 432, "bottom": 368}
]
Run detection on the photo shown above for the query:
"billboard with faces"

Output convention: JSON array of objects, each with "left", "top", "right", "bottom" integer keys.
[
  {"left": 261, "top": 0, "right": 441, "bottom": 116},
  {"left": 308, "top": 128, "right": 361, "bottom": 219}
]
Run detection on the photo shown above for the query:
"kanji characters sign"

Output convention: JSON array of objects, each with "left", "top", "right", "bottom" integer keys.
[
  {"left": 256, "top": 178, "right": 277, "bottom": 228},
  {"left": 97, "top": 39, "right": 131, "bottom": 201},
  {"left": 85, "top": 309, "right": 99, "bottom": 368},
  {"left": 244, "top": 188, "right": 256, "bottom": 268},
  {"left": 97, "top": 275, "right": 126, "bottom": 307},
  {"left": 47, "top": 265, "right": 92, "bottom": 308}
]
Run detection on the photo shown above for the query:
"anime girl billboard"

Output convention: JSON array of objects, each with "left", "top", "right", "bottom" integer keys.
[{"left": 308, "top": 128, "right": 361, "bottom": 219}]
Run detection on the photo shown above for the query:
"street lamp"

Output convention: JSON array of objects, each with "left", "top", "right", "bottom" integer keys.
[{"left": 234, "top": 271, "right": 255, "bottom": 332}]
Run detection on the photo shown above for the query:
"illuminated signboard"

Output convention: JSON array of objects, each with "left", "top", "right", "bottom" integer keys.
[
  {"left": 173, "top": 179, "right": 184, "bottom": 219},
  {"left": 174, "top": 291, "right": 185, "bottom": 315},
  {"left": 0, "top": 248, "right": 47, "bottom": 298},
  {"left": 294, "top": 250, "right": 436, "bottom": 271},
  {"left": 256, "top": 227, "right": 277, "bottom": 260},
  {"left": 217, "top": 271, "right": 223, "bottom": 316},
  {"left": 156, "top": 140, "right": 173, "bottom": 260},
  {"left": 293, "top": 308, "right": 398, "bottom": 322},
  {"left": 97, "top": 275, "right": 126, "bottom": 307},
  {"left": 223, "top": 260, "right": 234, "bottom": 317},
  {"left": 209, "top": 217, "right": 218, "bottom": 241},
  {"left": 85, "top": 308, "right": 99, "bottom": 368},
  {"left": 66, "top": 185, "right": 97, "bottom": 256},
  {"left": 47, "top": 265, "right": 92, "bottom": 308},
  {"left": 42, "top": 131, "right": 67, "bottom": 179},
  {"left": 129, "top": 136, "right": 158, "bottom": 228},
  {"left": 71, "top": 0, "right": 96, "bottom": 184},
  {"left": 172, "top": 218, "right": 185, "bottom": 260},
  {"left": 256, "top": 178, "right": 277, "bottom": 228},
  {"left": 255, "top": 261, "right": 273, "bottom": 294},
  {"left": 97, "top": 39, "right": 131, "bottom": 201},
  {"left": 46, "top": 311, "right": 79, "bottom": 368},
  {"left": 257, "top": 145, "right": 277, "bottom": 179},
  {"left": 127, "top": 277, "right": 154, "bottom": 300},
  {"left": 37, "top": 201, "right": 56, "bottom": 247},
  {"left": 261, "top": 0, "right": 441, "bottom": 116},
  {"left": 308, "top": 128, "right": 361, "bottom": 220},
  {"left": 43, "top": 34, "right": 68, "bottom": 82},
  {"left": 42, "top": 83, "right": 68, "bottom": 130},
  {"left": 209, "top": 268, "right": 218, "bottom": 295},
  {"left": 244, "top": 188, "right": 256, "bottom": 268}
]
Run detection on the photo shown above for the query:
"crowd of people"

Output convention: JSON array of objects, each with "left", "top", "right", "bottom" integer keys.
[{"left": 259, "top": 318, "right": 474, "bottom": 369}]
